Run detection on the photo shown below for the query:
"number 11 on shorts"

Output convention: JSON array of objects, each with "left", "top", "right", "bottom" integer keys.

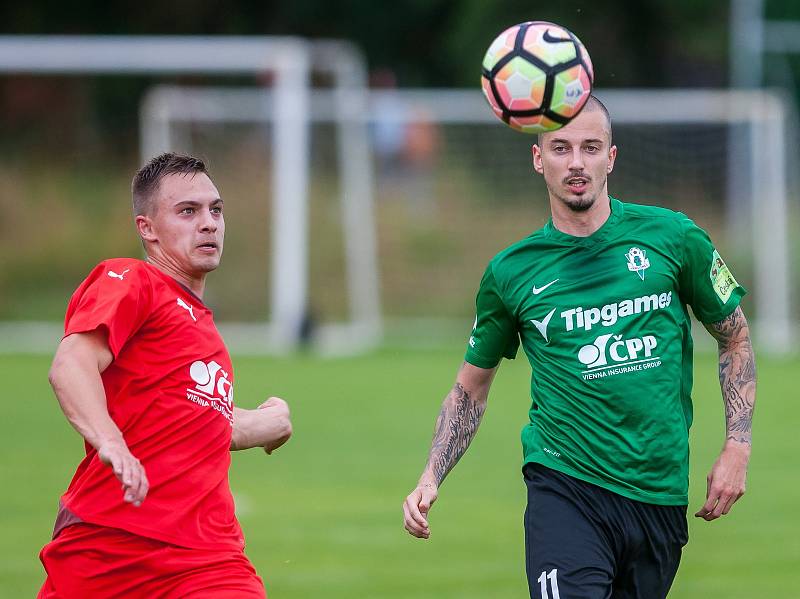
[{"left": 537, "top": 568, "right": 560, "bottom": 599}]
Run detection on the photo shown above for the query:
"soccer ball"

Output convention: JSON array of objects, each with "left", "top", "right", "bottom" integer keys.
[{"left": 481, "top": 21, "right": 594, "bottom": 134}]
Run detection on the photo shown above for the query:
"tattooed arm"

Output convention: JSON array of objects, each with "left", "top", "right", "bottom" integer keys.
[
  {"left": 695, "top": 305, "right": 756, "bottom": 521},
  {"left": 403, "top": 362, "right": 498, "bottom": 539}
]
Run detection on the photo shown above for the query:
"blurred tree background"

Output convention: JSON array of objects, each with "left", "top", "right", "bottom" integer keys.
[
  {"left": 3, "top": 0, "right": 800, "bottom": 156},
  {"left": 0, "top": 0, "right": 798, "bottom": 325}
]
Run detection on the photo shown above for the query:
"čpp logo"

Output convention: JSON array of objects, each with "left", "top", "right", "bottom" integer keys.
[
  {"left": 577, "top": 333, "right": 657, "bottom": 370},
  {"left": 189, "top": 360, "right": 233, "bottom": 408}
]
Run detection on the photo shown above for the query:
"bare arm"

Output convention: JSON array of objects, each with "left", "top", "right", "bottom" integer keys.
[
  {"left": 230, "top": 398, "right": 292, "bottom": 453},
  {"left": 49, "top": 330, "right": 149, "bottom": 506},
  {"left": 696, "top": 305, "right": 756, "bottom": 520},
  {"left": 403, "top": 361, "right": 498, "bottom": 538}
]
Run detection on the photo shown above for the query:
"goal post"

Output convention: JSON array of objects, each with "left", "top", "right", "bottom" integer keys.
[
  {"left": 143, "top": 85, "right": 796, "bottom": 355},
  {"left": 0, "top": 34, "right": 381, "bottom": 354},
  {"left": 140, "top": 43, "right": 381, "bottom": 355},
  {"left": 599, "top": 89, "right": 794, "bottom": 354}
]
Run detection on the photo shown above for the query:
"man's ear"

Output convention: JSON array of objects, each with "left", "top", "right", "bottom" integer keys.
[
  {"left": 607, "top": 144, "right": 617, "bottom": 174},
  {"left": 532, "top": 144, "right": 544, "bottom": 174},
  {"left": 136, "top": 215, "right": 157, "bottom": 243}
]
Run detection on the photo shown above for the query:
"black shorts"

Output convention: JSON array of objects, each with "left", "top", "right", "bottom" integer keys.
[{"left": 523, "top": 463, "right": 688, "bottom": 599}]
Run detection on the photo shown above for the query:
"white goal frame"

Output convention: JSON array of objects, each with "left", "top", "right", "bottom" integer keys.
[
  {"left": 140, "top": 43, "right": 381, "bottom": 355},
  {"left": 146, "top": 85, "right": 795, "bottom": 354},
  {"left": 0, "top": 35, "right": 380, "bottom": 355},
  {"left": 601, "top": 89, "right": 794, "bottom": 353}
]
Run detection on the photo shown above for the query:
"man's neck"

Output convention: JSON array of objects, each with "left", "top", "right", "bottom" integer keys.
[
  {"left": 145, "top": 253, "right": 206, "bottom": 298},
  {"left": 549, "top": 192, "right": 612, "bottom": 238}
]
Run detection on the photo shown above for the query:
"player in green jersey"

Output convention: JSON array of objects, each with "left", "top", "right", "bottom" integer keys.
[{"left": 402, "top": 97, "right": 756, "bottom": 598}]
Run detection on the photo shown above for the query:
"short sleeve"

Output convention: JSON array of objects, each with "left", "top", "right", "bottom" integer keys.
[
  {"left": 464, "top": 263, "right": 520, "bottom": 368},
  {"left": 678, "top": 217, "right": 746, "bottom": 324},
  {"left": 64, "top": 261, "right": 153, "bottom": 358}
]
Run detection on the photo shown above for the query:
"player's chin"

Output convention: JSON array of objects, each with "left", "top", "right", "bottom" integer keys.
[
  {"left": 192, "top": 255, "right": 221, "bottom": 272},
  {"left": 561, "top": 193, "right": 595, "bottom": 213}
]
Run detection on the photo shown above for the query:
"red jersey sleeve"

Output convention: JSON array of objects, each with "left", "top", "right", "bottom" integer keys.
[{"left": 64, "top": 260, "right": 153, "bottom": 358}]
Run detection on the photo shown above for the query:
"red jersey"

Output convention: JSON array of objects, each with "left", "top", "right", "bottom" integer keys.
[{"left": 58, "top": 258, "right": 244, "bottom": 551}]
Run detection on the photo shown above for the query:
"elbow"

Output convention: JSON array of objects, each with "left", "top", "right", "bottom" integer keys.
[
  {"left": 48, "top": 354, "right": 77, "bottom": 417},
  {"left": 48, "top": 354, "right": 68, "bottom": 393},
  {"left": 49, "top": 335, "right": 83, "bottom": 393},
  {"left": 47, "top": 366, "right": 58, "bottom": 390}
]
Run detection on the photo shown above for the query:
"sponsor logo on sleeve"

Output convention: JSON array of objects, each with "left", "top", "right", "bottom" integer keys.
[
  {"left": 469, "top": 316, "right": 477, "bottom": 348},
  {"left": 709, "top": 250, "right": 739, "bottom": 302}
]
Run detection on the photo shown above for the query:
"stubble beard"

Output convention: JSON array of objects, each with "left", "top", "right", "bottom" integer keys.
[
  {"left": 558, "top": 193, "right": 596, "bottom": 212},
  {"left": 555, "top": 171, "right": 606, "bottom": 213}
]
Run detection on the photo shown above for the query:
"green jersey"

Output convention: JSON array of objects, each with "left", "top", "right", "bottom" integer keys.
[{"left": 465, "top": 199, "right": 744, "bottom": 505}]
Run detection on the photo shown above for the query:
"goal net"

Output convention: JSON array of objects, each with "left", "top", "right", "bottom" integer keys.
[{"left": 144, "top": 87, "right": 797, "bottom": 354}]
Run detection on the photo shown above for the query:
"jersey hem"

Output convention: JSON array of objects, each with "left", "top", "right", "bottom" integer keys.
[
  {"left": 522, "top": 457, "right": 688, "bottom": 506},
  {"left": 464, "top": 351, "right": 501, "bottom": 369},
  {"left": 62, "top": 499, "right": 245, "bottom": 552}
]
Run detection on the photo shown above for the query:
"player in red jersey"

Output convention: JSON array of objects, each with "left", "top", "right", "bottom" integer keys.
[{"left": 38, "top": 153, "right": 291, "bottom": 598}]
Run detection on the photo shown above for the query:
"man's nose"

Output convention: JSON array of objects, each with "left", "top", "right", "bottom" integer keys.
[
  {"left": 199, "top": 211, "right": 217, "bottom": 232},
  {"left": 568, "top": 147, "right": 584, "bottom": 170}
]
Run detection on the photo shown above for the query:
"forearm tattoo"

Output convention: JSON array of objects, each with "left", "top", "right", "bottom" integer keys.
[
  {"left": 709, "top": 306, "right": 756, "bottom": 445},
  {"left": 426, "top": 382, "right": 487, "bottom": 486}
]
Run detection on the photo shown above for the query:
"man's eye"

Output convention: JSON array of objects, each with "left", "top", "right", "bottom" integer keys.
[
  {"left": 181, "top": 207, "right": 194, "bottom": 214},
  {"left": 586, "top": 145, "right": 599, "bottom": 152},
  {"left": 211, "top": 206, "right": 222, "bottom": 214},
  {"left": 553, "top": 146, "right": 568, "bottom": 153}
]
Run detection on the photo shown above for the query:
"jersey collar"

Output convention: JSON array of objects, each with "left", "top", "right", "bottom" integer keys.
[
  {"left": 543, "top": 197, "right": 624, "bottom": 246},
  {"left": 141, "top": 260, "right": 208, "bottom": 307}
]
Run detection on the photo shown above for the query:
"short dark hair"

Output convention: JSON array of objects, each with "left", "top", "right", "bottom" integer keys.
[
  {"left": 537, "top": 95, "right": 613, "bottom": 147},
  {"left": 131, "top": 152, "right": 209, "bottom": 216}
]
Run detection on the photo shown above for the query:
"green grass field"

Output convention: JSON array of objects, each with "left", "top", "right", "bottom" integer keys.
[{"left": 1, "top": 348, "right": 798, "bottom": 597}]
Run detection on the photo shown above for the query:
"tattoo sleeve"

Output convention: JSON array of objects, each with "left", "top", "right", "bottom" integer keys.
[
  {"left": 706, "top": 306, "right": 756, "bottom": 445},
  {"left": 425, "top": 378, "right": 488, "bottom": 486}
]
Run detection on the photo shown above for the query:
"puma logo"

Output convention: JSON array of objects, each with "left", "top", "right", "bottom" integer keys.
[
  {"left": 107, "top": 269, "right": 130, "bottom": 280},
  {"left": 177, "top": 298, "right": 197, "bottom": 322}
]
